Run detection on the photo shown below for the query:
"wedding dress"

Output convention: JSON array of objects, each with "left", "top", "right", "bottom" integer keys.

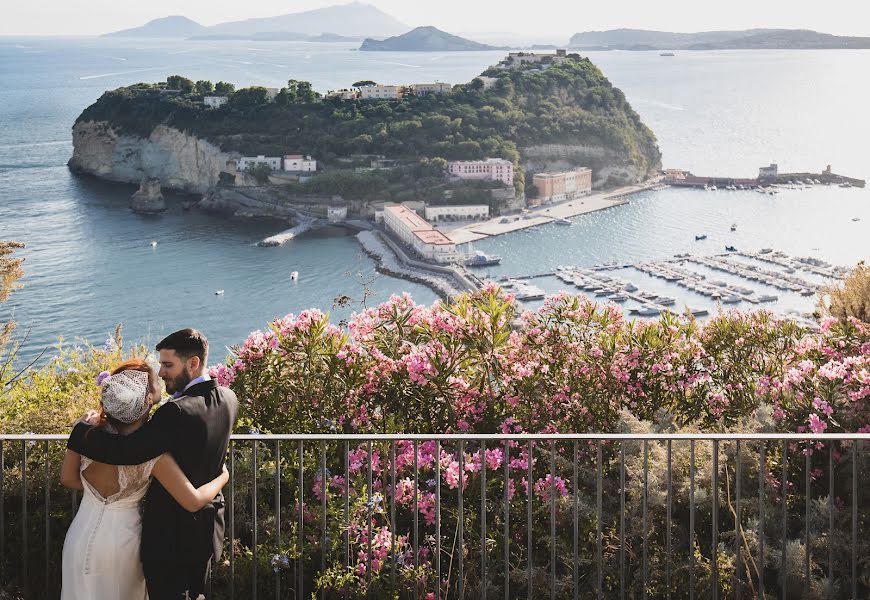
[{"left": 60, "top": 452, "right": 159, "bottom": 599}]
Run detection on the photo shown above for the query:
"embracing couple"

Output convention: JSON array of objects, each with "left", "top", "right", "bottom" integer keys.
[{"left": 60, "top": 328, "right": 239, "bottom": 599}]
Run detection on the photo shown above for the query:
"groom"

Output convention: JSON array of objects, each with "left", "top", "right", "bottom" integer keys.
[{"left": 67, "top": 328, "right": 239, "bottom": 599}]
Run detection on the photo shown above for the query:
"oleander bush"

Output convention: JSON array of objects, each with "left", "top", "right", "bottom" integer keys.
[{"left": 1, "top": 277, "right": 869, "bottom": 598}]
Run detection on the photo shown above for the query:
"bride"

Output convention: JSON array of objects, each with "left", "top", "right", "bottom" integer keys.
[{"left": 59, "top": 358, "right": 229, "bottom": 599}]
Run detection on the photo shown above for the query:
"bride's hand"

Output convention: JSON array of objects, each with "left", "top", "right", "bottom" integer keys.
[{"left": 75, "top": 410, "right": 100, "bottom": 426}]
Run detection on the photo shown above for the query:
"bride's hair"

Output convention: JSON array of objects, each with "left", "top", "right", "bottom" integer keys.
[{"left": 94, "top": 359, "right": 157, "bottom": 430}]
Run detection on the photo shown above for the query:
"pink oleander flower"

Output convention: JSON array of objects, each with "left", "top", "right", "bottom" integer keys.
[{"left": 808, "top": 414, "right": 827, "bottom": 434}]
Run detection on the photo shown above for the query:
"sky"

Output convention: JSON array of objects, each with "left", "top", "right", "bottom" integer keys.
[{"left": 2, "top": 0, "right": 869, "bottom": 38}]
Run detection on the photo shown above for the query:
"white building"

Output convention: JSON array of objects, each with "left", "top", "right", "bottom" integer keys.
[
  {"left": 424, "top": 204, "right": 489, "bottom": 222},
  {"left": 359, "top": 84, "right": 404, "bottom": 100},
  {"left": 496, "top": 50, "right": 569, "bottom": 70},
  {"left": 326, "top": 89, "right": 357, "bottom": 100},
  {"left": 237, "top": 155, "right": 282, "bottom": 171},
  {"left": 203, "top": 96, "right": 228, "bottom": 108},
  {"left": 283, "top": 154, "right": 317, "bottom": 173},
  {"left": 383, "top": 205, "right": 460, "bottom": 263},
  {"left": 448, "top": 158, "right": 514, "bottom": 186},
  {"left": 411, "top": 82, "right": 452, "bottom": 96},
  {"left": 327, "top": 206, "right": 348, "bottom": 223},
  {"left": 759, "top": 163, "right": 779, "bottom": 180}
]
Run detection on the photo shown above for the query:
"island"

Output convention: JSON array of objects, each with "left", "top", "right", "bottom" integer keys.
[
  {"left": 360, "top": 26, "right": 506, "bottom": 52},
  {"left": 568, "top": 28, "right": 870, "bottom": 51}
]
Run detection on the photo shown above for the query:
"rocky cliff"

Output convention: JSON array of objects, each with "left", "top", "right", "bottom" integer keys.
[{"left": 68, "top": 121, "right": 234, "bottom": 194}]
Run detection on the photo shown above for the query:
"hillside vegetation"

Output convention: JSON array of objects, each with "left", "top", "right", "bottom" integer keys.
[{"left": 76, "top": 54, "right": 661, "bottom": 194}]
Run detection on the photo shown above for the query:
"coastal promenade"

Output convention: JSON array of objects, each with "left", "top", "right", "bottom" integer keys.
[{"left": 445, "top": 181, "right": 656, "bottom": 244}]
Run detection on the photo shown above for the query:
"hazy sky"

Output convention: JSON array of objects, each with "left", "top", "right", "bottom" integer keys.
[{"left": 3, "top": 0, "right": 869, "bottom": 38}]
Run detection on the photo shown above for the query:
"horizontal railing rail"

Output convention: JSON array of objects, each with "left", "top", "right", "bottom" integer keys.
[{"left": 1, "top": 433, "right": 867, "bottom": 599}]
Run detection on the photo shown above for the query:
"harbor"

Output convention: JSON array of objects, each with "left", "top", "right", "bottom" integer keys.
[{"left": 492, "top": 248, "right": 847, "bottom": 327}]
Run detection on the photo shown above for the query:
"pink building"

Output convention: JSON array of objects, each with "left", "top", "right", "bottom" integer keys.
[{"left": 447, "top": 158, "right": 514, "bottom": 186}]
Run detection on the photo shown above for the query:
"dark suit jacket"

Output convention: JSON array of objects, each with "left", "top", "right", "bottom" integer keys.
[{"left": 67, "top": 379, "right": 239, "bottom": 563}]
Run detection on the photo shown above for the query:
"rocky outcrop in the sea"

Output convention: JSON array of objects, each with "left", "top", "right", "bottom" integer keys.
[
  {"left": 68, "top": 121, "right": 234, "bottom": 194},
  {"left": 129, "top": 177, "right": 166, "bottom": 213}
]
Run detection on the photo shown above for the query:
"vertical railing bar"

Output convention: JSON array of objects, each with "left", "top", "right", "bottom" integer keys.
[
  {"left": 759, "top": 442, "right": 765, "bottom": 600},
  {"left": 229, "top": 440, "right": 235, "bottom": 600},
  {"left": 550, "top": 440, "right": 556, "bottom": 600},
  {"left": 619, "top": 442, "right": 625, "bottom": 600},
  {"left": 736, "top": 440, "right": 742, "bottom": 600},
  {"left": 642, "top": 439, "right": 648, "bottom": 600},
  {"left": 805, "top": 443, "right": 811, "bottom": 598},
  {"left": 505, "top": 438, "right": 510, "bottom": 600},
  {"left": 413, "top": 440, "right": 419, "bottom": 600},
  {"left": 275, "top": 440, "right": 280, "bottom": 600},
  {"left": 344, "top": 440, "right": 350, "bottom": 600},
  {"left": 322, "top": 441, "right": 328, "bottom": 600},
  {"left": 252, "top": 440, "right": 258, "bottom": 600},
  {"left": 44, "top": 440, "right": 50, "bottom": 596},
  {"left": 481, "top": 439, "right": 487, "bottom": 600},
  {"left": 712, "top": 440, "right": 719, "bottom": 600},
  {"left": 458, "top": 439, "right": 464, "bottom": 600},
  {"left": 781, "top": 441, "right": 787, "bottom": 600},
  {"left": 527, "top": 439, "right": 533, "bottom": 600},
  {"left": 666, "top": 439, "right": 672, "bottom": 600},
  {"left": 596, "top": 440, "right": 602, "bottom": 600},
  {"left": 689, "top": 440, "right": 695, "bottom": 600},
  {"left": 436, "top": 439, "right": 441, "bottom": 600},
  {"left": 851, "top": 441, "right": 858, "bottom": 600},
  {"left": 0, "top": 440, "right": 4, "bottom": 584},
  {"left": 574, "top": 440, "right": 579, "bottom": 600},
  {"left": 828, "top": 442, "right": 833, "bottom": 600},
  {"left": 22, "top": 441, "right": 28, "bottom": 599},
  {"left": 390, "top": 440, "right": 397, "bottom": 595},
  {"left": 366, "top": 440, "right": 372, "bottom": 590},
  {"left": 299, "top": 440, "right": 305, "bottom": 600}
]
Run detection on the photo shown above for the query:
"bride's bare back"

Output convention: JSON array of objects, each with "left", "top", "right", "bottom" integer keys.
[{"left": 81, "top": 461, "right": 121, "bottom": 499}]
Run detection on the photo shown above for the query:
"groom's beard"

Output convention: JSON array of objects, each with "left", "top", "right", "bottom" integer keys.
[{"left": 165, "top": 369, "right": 192, "bottom": 395}]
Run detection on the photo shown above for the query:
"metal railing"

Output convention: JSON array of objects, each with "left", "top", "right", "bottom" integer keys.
[{"left": 0, "top": 433, "right": 867, "bottom": 599}]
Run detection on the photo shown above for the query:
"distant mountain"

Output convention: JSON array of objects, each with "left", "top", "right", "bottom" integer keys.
[
  {"left": 360, "top": 26, "right": 505, "bottom": 52},
  {"left": 188, "top": 31, "right": 363, "bottom": 42},
  {"left": 104, "top": 2, "right": 407, "bottom": 39},
  {"left": 568, "top": 28, "right": 870, "bottom": 50},
  {"left": 104, "top": 15, "right": 206, "bottom": 38}
]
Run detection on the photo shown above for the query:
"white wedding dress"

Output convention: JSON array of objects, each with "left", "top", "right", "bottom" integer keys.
[{"left": 60, "top": 453, "right": 159, "bottom": 600}]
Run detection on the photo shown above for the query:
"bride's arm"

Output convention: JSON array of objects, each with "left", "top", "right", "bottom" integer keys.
[
  {"left": 60, "top": 449, "right": 84, "bottom": 490},
  {"left": 151, "top": 454, "right": 229, "bottom": 513}
]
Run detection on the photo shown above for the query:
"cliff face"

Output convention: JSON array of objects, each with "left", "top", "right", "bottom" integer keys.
[{"left": 68, "top": 121, "right": 234, "bottom": 194}]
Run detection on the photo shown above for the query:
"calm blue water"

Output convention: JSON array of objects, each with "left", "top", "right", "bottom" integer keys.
[{"left": 1, "top": 38, "right": 868, "bottom": 364}]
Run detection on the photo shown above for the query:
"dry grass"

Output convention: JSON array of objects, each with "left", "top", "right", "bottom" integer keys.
[{"left": 818, "top": 260, "right": 870, "bottom": 324}]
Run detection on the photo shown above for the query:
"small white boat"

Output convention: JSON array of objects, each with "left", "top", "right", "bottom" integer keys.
[
  {"left": 721, "top": 295, "right": 741, "bottom": 304},
  {"left": 757, "top": 294, "right": 778, "bottom": 302},
  {"left": 554, "top": 218, "right": 572, "bottom": 225},
  {"left": 655, "top": 296, "right": 677, "bottom": 306},
  {"left": 689, "top": 307, "right": 709, "bottom": 317},
  {"left": 215, "top": 290, "right": 224, "bottom": 295},
  {"left": 852, "top": 217, "right": 861, "bottom": 222},
  {"left": 608, "top": 294, "right": 628, "bottom": 302},
  {"left": 623, "top": 283, "right": 638, "bottom": 292},
  {"left": 290, "top": 271, "right": 299, "bottom": 280},
  {"left": 633, "top": 305, "right": 661, "bottom": 317},
  {"left": 150, "top": 241, "right": 158, "bottom": 248}
]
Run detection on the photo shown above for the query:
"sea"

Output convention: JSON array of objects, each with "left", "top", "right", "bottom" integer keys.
[{"left": 1, "top": 38, "right": 868, "bottom": 365}]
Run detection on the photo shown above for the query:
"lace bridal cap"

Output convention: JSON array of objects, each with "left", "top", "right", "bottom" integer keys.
[{"left": 101, "top": 370, "right": 150, "bottom": 423}]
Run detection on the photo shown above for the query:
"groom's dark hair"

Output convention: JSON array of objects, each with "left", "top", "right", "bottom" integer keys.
[{"left": 156, "top": 328, "right": 208, "bottom": 364}]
